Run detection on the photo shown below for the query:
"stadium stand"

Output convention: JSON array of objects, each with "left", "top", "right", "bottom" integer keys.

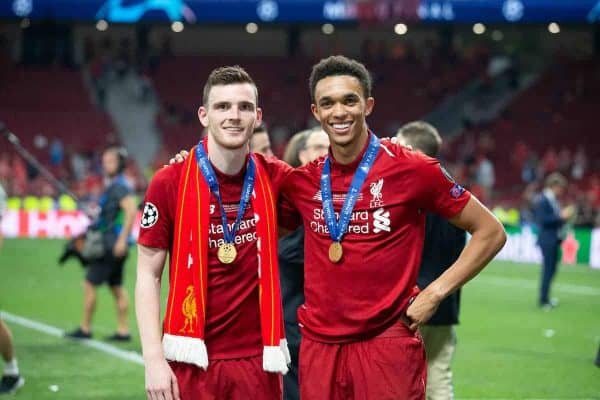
[
  {"left": 150, "top": 51, "right": 488, "bottom": 155},
  {"left": 0, "top": 64, "right": 115, "bottom": 154}
]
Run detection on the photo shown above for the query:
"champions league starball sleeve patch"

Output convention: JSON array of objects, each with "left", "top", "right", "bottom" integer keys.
[
  {"left": 141, "top": 202, "right": 159, "bottom": 228},
  {"left": 440, "top": 164, "right": 465, "bottom": 198},
  {"left": 450, "top": 183, "right": 466, "bottom": 199}
]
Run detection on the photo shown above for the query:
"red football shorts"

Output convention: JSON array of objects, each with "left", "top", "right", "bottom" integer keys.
[
  {"left": 170, "top": 355, "right": 282, "bottom": 400},
  {"left": 299, "top": 321, "right": 427, "bottom": 400}
]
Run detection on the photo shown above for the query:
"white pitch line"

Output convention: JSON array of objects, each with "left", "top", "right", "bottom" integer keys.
[
  {"left": 477, "top": 276, "right": 600, "bottom": 296},
  {"left": 0, "top": 310, "right": 144, "bottom": 366}
]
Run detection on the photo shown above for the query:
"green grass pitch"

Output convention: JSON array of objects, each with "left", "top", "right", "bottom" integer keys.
[{"left": 1, "top": 238, "right": 599, "bottom": 399}]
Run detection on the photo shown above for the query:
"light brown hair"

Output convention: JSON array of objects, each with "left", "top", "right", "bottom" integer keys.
[
  {"left": 396, "top": 121, "right": 442, "bottom": 157},
  {"left": 202, "top": 65, "right": 258, "bottom": 105}
]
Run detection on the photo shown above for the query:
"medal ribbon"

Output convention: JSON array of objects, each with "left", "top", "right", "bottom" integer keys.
[
  {"left": 196, "top": 143, "right": 256, "bottom": 245},
  {"left": 320, "top": 133, "right": 380, "bottom": 243}
]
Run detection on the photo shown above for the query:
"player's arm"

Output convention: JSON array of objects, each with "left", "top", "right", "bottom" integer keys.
[
  {"left": 136, "top": 244, "right": 180, "bottom": 400},
  {"left": 406, "top": 196, "right": 506, "bottom": 330},
  {"left": 277, "top": 173, "right": 303, "bottom": 234},
  {"left": 113, "top": 194, "right": 137, "bottom": 257},
  {"left": 169, "top": 150, "right": 303, "bottom": 236}
]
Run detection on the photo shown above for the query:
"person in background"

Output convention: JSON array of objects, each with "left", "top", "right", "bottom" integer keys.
[
  {"left": 66, "top": 146, "right": 137, "bottom": 340},
  {"left": 397, "top": 121, "right": 466, "bottom": 400},
  {"left": 0, "top": 182, "right": 5, "bottom": 251},
  {"left": 0, "top": 319, "right": 24, "bottom": 396},
  {"left": 250, "top": 123, "right": 274, "bottom": 157},
  {"left": 533, "top": 172, "right": 575, "bottom": 309},
  {"left": 0, "top": 182, "right": 25, "bottom": 395},
  {"left": 278, "top": 127, "right": 329, "bottom": 400}
]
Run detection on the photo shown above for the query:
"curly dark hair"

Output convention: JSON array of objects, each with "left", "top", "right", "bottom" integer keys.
[{"left": 309, "top": 55, "right": 372, "bottom": 102}]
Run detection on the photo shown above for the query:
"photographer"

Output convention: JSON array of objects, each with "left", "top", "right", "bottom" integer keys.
[{"left": 65, "top": 146, "right": 136, "bottom": 341}]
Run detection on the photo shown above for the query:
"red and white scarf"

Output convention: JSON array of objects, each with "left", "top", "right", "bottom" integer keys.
[{"left": 161, "top": 145, "right": 289, "bottom": 374}]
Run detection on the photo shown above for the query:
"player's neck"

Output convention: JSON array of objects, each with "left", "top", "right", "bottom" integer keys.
[
  {"left": 331, "top": 128, "right": 369, "bottom": 165},
  {"left": 207, "top": 135, "right": 248, "bottom": 175}
]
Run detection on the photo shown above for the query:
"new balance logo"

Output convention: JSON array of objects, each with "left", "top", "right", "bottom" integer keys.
[{"left": 373, "top": 208, "right": 391, "bottom": 233}]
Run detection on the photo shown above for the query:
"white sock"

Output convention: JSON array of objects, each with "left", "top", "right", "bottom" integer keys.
[{"left": 3, "top": 358, "right": 19, "bottom": 376}]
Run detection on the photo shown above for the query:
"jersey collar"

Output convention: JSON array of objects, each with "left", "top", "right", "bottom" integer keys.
[{"left": 327, "top": 130, "right": 373, "bottom": 172}]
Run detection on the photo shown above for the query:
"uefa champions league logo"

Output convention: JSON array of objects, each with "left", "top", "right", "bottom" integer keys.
[
  {"left": 502, "top": 0, "right": 524, "bottom": 22},
  {"left": 450, "top": 183, "right": 465, "bottom": 199},
  {"left": 96, "top": 0, "right": 196, "bottom": 23},
  {"left": 141, "top": 202, "right": 159, "bottom": 228},
  {"left": 257, "top": 0, "right": 278, "bottom": 21},
  {"left": 12, "top": 0, "right": 32, "bottom": 17}
]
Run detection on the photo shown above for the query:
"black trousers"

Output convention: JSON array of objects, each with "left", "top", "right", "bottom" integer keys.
[
  {"left": 539, "top": 242, "right": 559, "bottom": 305},
  {"left": 283, "top": 343, "right": 300, "bottom": 400}
]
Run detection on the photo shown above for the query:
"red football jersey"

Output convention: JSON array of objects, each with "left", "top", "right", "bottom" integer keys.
[
  {"left": 279, "top": 134, "right": 471, "bottom": 343},
  {"left": 139, "top": 149, "right": 292, "bottom": 360}
]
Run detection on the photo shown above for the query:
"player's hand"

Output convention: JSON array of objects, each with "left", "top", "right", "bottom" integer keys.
[
  {"left": 560, "top": 205, "right": 576, "bottom": 220},
  {"left": 380, "top": 137, "right": 399, "bottom": 145},
  {"left": 113, "top": 238, "right": 127, "bottom": 258},
  {"left": 83, "top": 203, "right": 101, "bottom": 219},
  {"left": 380, "top": 136, "right": 412, "bottom": 150},
  {"left": 404, "top": 290, "right": 441, "bottom": 331},
  {"left": 144, "top": 359, "right": 180, "bottom": 400},
  {"left": 169, "top": 150, "right": 189, "bottom": 165}
]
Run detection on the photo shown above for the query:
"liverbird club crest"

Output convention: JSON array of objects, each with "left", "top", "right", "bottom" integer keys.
[{"left": 370, "top": 178, "right": 384, "bottom": 208}]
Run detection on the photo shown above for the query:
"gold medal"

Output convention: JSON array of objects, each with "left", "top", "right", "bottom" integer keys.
[
  {"left": 217, "top": 243, "right": 237, "bottom": 264},
  {"left": 328, "top": 242, "right": 343, "bottom": 263}
]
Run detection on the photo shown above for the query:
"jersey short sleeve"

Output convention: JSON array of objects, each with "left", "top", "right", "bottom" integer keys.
[
  {"left": 278, "top": 192, "right": 302, "bottom": 231},
  {"left": 255, "top": 154, "right": 301, "bottom": 232},
  {"left": 137, "top": 165, "right": 178, "bottom": 250},
  {"left": 278, "top": 170, "right": 303, "bottom": 231},
  {"left": 261, "top": 155, "right": 294, "bottom": 190}
]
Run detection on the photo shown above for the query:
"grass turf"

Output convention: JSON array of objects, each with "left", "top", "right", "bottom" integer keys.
[{"left": 1, "top": 238, "right": 599, "bottom": 399}]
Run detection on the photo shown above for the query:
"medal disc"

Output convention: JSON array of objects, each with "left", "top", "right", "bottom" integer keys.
[
  {"left": 328, "top": 242, "right": 343, "bottom": 263},
  {"left": 217, "top": 243, "right": 237, "bottom": 264}
]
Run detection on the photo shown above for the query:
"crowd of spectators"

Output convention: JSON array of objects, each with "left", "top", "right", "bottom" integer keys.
[
  {"left": 441, "top": 125, "right": 598, "bottom": 228},
  {"left": 3, "top": 118, "right": 596, "bottom": 228},
  {"left": 0, "top": 136, "right": 145, "bottom": 208},
  {"left": 1, "top": 35, "right": 596, "bottom": 228}
]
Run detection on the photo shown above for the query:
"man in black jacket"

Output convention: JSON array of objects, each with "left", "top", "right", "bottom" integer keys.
[
  {"left": 397, "top": 121, "right": 466, "bottom": 400},
  {"left": 278, "top": 127, "right": 329, "bottom": 400}
]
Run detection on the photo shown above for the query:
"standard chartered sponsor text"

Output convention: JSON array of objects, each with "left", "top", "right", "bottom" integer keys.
[
  {"left": 310, "top": 208, "right": 370, "bottom": 234},
  {"left": 208, "top": 218, "right": 257, "bottom": 248}
]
